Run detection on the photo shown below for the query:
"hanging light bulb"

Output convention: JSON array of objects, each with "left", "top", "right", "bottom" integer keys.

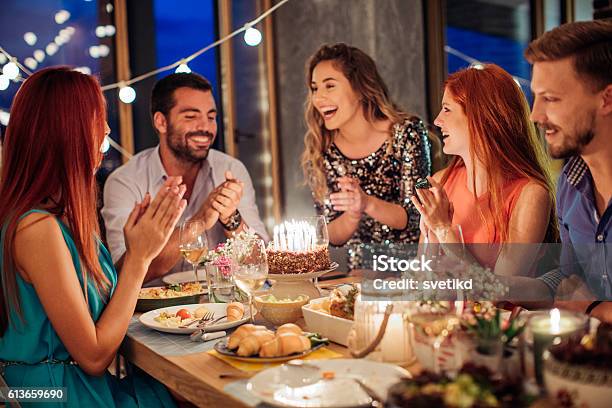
[
  {"left": 175, "top": 62, "right": 191, "bottom": 73},
  {"left": 54, "top": 10, "right": 71, "bottom": 25},
  {"left": 119, "top": 84, "right": 136, "bottom": 104},
  {"left": 100, "top": 136, "right": 110, "bottom": 153},
  {"left": 0, "top": 110, "right": 9, "bottom": 126},
  {"left": 0, "top": 74, "right": 10, "bottom": 91},
  {"left": 2, "top": 62, "right": 19, "bottom": 80},
  {"left": 244, "top": 26, "right": 262, "bottom": 47},
  {"left": 34, "top": 49, "right": 45, "bottom": 63},
  {"left": 24, "top": 32, "right": 37, "bottom": 46},
  {"left": 24, "top": 57, "right": 38, "bottom": 70}
]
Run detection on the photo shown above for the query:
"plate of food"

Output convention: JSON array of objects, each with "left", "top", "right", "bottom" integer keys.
[
  {"left": 139, "top": 302, "right": 248, "bottom": 334},
  {"left": 161, "top": 269, "right": 208, "bottom": 285},
  {"left": 136, "top": 282, "right": 206, "bottom": 312},
  {"left": 247, "top": 358, "right": 410, "bottom": 407},
  {"left": 213, "top": 323, "right": 329, "bottom": 363},
  {"left": 386, "top": 363, "right": 532, "bottom": 408}
]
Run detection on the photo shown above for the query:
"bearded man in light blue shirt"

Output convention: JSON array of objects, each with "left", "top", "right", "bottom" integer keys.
[{"left": 102, "top": 73, "right": 269, "bottom": 284}]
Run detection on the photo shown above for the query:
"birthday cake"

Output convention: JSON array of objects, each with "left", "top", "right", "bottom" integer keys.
[{"left": 267, "top": 220, "right": 331, "bottom": 274}]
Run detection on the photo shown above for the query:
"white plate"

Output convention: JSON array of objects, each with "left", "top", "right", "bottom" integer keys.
[
  {"left": 269, "top": 262, "right": 339, "bottom": 282},
  {"left": 247, "top": 359, "right": 409, "bottom": 407},
  {"left": 162, "top": 269, "right": 208, "bottom": 285},
  {"left": 139, "top": 303, "right": 249, "bottom": 334}
]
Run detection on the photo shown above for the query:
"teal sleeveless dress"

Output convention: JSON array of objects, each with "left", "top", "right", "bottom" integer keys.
[{"left": 0, "top": 210, "right": 176, "bottom": 407}]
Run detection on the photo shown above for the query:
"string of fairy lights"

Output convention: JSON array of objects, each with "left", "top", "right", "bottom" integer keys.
[
  {"left": 0, "top": 0, "right": 290, "bottom": 137},
  {"left": 0, "top": 0, "right": 532, "bottom": 158}
]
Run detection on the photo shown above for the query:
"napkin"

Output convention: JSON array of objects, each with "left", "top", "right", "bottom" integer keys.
[{"left": 190, "top": 330, "right": 226, "bottom": 342}]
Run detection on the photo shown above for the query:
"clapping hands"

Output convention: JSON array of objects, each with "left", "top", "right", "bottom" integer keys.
[
  {"left": 330, "top": 176, "right": 369, "bottom": 219},
  {"left": 124, "top": 176, "right": 187, "bottom": 264}
]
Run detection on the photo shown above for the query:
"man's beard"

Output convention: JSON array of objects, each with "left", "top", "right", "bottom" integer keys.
[
  {"left": 166, "top": 122, "right": 213, "bottom": 163},
  {"left": 541, "top": 113, "right": 596, "bottom": 159}
]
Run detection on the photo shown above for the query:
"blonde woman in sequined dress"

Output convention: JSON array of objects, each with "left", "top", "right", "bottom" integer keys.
[{"left": 301, "top": 43, "right": 431, "bottom": 270}]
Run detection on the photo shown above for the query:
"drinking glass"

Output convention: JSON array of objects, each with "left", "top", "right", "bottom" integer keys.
[
  {"left": 179, "top": 220, "right": 208, "bottom": 283},
  {"left": 408, "top": 302, "right": 461, "bottom": 374},
  {"left": 231, "top": 238, "right": 268, "bottom": 323},
  {"left": 205, "top": 261, "right": 235, "bottom": 303}
]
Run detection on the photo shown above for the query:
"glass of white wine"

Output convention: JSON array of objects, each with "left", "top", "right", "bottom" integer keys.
[
  {"left": 231, "top": 237, "right": 268, "bottom": 323},
  {"left": 179, "top": 220, "right": 208, "bottom": 283}
]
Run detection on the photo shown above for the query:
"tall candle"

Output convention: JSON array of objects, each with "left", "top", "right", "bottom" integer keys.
[
  {"left": 529, "top": 308, "right": 587, "bottom": 385},
  {"left": 363, "top": 302, "right": 413, "bottom": 365}
]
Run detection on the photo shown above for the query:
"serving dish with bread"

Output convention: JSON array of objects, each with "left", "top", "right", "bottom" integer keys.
[{"left": 214, "top": 323, "right": 328, "bottom": 363}]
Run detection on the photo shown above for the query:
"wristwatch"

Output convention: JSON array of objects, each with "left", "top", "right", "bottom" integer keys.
[{"left": 220, "top": 210, "right": 242, "bottom": 231}]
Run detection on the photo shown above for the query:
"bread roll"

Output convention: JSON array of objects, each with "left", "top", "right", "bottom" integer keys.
[
  {"left": 226, "top": 302, "right": 245, "bottom": 321},
  {"left": 259, "top": 333, "right": 311, "bottom": 358},
  {"left": 236, "top": 330, "right": 275, "bottom": 357},
  {"left": 227, "top": 324, "right": 266, "bottom": 349},
  {"left": 276, "top": 323, "right": 302, "bottom": 336}
]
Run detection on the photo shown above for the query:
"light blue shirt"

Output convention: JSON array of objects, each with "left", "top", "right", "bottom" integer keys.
[{"left": 101, "top": 146, "right": 269, "bottom": 277}]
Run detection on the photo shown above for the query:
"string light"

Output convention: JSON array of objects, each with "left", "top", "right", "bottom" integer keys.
[
  {"left": 0, "top": 75, "right": 9, "bottom": 91},
  {"left": 175, "top": 62, "right": 191, "bottom": 73},
  {"left": 100, "top": 136, "right": 110, "bottom": 153},
  {"left": 2, "top": 62, "right": 19, "bottom": 80},
  {"left": 33, "top": 49, "right": 45, "bottom": 63},
  {"left": 0, "top": 110, "right": 9, "bottom": 125},
  {"left": 118, "top": 84, "right": 136, "bottom": 104},
  {"left": 89, "top": 46, "right": 100, "bottom": 58},
  {"left": 54, "top": 10, "right": 71, "bottom": 25},
  {"left": 244, "top": 26, "right": 262, "bottom": 47},
  {"left": 445, "top": 45, "right": 530, "bottom": 88},
  {"left": 23, "top": 32, "right": 37, "bottom": 46},
  {"left": 95, "top": 26, "right": 106, "bottom": 38},
  {"left": 24, "top": 57, "right": 37, "bottom": 70},
  {"left": 0, "top": 0, "right": 291, "bottom": 156},
  {"left": 45, "top": 43, "right": 59, "bottom": 56}
]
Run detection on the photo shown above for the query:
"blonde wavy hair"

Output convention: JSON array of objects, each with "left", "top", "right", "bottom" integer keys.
[{"left": 301, "top": 43, "right": 410, "bottom": 203}]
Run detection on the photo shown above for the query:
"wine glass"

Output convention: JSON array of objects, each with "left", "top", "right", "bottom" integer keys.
[
  {"left": 407, "top": 302, "right": 460, "bottom": 374},
  {"left": 231, "top": 238, "right": 268, "bottom": 323},
  {"left": 307, "top": 215, "right": 329, "bottom": 288},
  {"left": 309, "top": 215, "right": 329, "bottom": 247},
  {"left": 179, "top": 220, "right": 208, "bottom": 283}
]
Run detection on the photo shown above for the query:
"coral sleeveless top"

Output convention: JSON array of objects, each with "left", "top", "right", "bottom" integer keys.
[{"left": 443, "top": 166, "right": 530, "bottom": 268}]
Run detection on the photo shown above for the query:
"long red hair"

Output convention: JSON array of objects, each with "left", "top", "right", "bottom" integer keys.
[
  {"left": 440, "top": 64, "right": 558, "bottom": 242},
  {"left": 0, "top": 67, "right": 109, "bottom": 334}
]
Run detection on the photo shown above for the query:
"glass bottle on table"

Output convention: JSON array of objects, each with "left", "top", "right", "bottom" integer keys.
[
  {"left": 179, "top": 220, "right": 208, "bottom": 284},
  {"left": 231, "top": 237, "right": 268, "bottom": 323}
]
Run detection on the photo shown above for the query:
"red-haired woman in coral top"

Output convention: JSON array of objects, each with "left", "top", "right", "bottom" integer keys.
[{"left": 412, "top": 64, "right": 558, "bottom": 271}]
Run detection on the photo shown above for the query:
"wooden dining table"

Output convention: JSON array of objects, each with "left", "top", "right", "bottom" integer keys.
[
  {"left": 119, "top": 276, "right": 408, "bottom": 408},
  {"left": 120, "top": 275, "right": 555, "bottom": 408}
]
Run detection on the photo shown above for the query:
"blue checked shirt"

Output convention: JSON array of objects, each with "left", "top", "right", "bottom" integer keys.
[{"left": 538, "top": 156, "right": 612, "bottom": 299}]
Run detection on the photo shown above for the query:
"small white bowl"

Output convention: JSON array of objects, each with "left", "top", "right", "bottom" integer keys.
[{"left": 302, "top": 297, "right": 353, "bottom": 346}]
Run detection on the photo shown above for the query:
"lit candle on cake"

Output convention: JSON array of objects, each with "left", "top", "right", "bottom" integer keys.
[{"left": 267, "top": 219, "right": 331, "bottom": 274}]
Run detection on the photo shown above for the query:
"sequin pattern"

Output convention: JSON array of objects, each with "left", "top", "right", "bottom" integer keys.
[{"left": 315, "top": 117, "right": 431, "bottom": 270}]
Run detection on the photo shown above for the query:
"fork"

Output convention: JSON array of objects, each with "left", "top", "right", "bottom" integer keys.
[{"left": 179, "top": 311, "right": 215, "bottom": 328}]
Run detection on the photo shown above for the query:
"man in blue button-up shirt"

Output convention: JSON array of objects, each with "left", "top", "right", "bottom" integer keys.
[{"left": 524, "top": 20, "right": 612, "bottom": 322}]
